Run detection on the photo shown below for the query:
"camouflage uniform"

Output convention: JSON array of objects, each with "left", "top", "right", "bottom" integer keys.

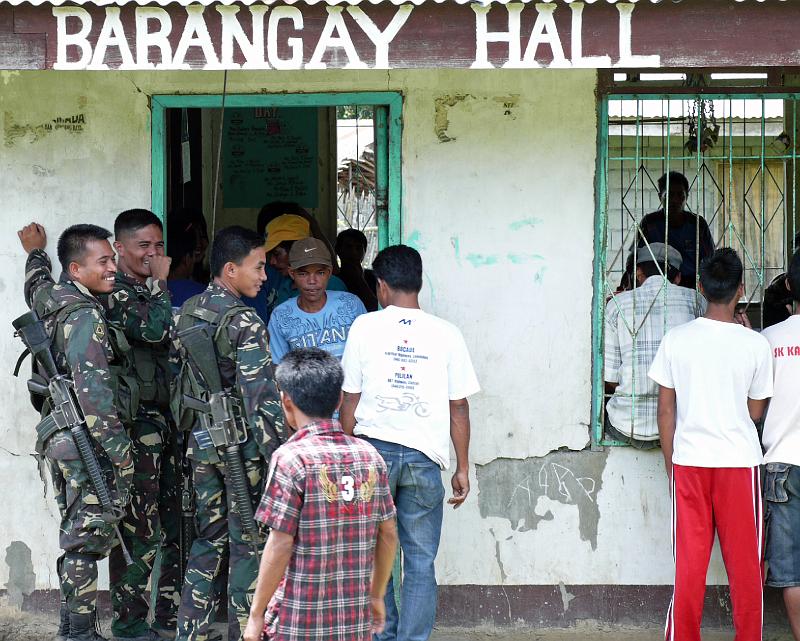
[
  {"left": 171, "top": 283, "right": 284, "bottom": 641},
  {"left": 104, "top": 272, "right": 181, "bottom": 640},
  {"left": 23, "top": 249, "right": 134, "bottom": 616}
]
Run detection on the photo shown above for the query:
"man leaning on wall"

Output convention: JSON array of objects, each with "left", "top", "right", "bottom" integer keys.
[
  {"left": 340, "top": 245, "right": 480, "bottom": 641},
  {"left": 18, "top": 223, "right": 134, "bottom": 641}
]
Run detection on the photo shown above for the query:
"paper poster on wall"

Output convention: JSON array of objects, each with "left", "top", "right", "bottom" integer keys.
[{"left": 222, "top": 107, "right": 319, "bottom": 209}]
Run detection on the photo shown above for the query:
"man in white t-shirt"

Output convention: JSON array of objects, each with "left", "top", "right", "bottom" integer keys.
[
  {"left": 761, "top": 248, "right": 800, "bottom": 641},
  {"left": 649, "top": 248, "right": 773, "bottom": 641},
  {"left": 340, "top": 245, "right": 480, "bottom": 641}
]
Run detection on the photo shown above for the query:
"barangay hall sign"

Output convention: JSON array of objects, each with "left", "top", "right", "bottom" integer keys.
[{"left": 4, "top": 1, "right": 800, "bottom": 71}]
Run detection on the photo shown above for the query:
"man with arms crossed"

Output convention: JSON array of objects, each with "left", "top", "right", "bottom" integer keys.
[
  {"left": 244, "top": 348, "right": 398, "bottom": 641},
  {"left": 340, "top": 245, "right": 480, "bottom": 641},
  {"left": 649, "top": 248, "right": 772, "bottom": 641},
  {"left": 761, "top": 248, "right": 800, "bottom": 641}
]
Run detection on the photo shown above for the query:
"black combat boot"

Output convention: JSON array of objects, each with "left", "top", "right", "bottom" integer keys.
[
  {"left": 67, "top": 612, "right": 108, "bottom": 641},
  {"left": 55, "top": 601, "right": 70, "bottom": 641}
]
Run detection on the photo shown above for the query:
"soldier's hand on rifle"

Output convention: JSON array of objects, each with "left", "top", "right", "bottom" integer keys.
[
  {"left": 18, "top": 223, "right": 46, "bottom": 254},
  {"left": 148, "top": 254, "right": 172, "bottom": 281}
]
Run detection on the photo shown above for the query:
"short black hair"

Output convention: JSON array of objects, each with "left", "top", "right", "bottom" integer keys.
[
  {"left": 638, "top": 261, "right": 680, "bottom": 283},
  {"left": 57, "top": 224, "right": 112, "bottom": 272},
  {"left": 274, "top": 348, "right": 343, "bottom": 419},
  {"left": 114, "top": 209, "right": 162, "bottom": 239},
  {"left": 657, "top": 171, "right": 690, "bottom": 196},
  {"left": 336, "top": 228, "right": 368, "bottom": 254},
  {"left": 699, "top": 248, "right": 743, "bottom": 303},
  {"left": 787, "top": 248, "right": 800, "bottom": 304},
  {"left": 209, "top": 226, "right": 264, "bottom": 277},
  {"left": 257, "top": 201, "right": 307, "bottom": 238},
  {"left": 166, "top": 214, "right": 197, "bottom": 264},
  {"left": 372, "top": 245, "right": 423, "bottom": 294}
]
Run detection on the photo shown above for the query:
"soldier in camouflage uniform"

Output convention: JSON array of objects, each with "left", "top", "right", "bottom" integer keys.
[
  {"left": 18, "top": 223, "right": 134, "bottom": 641},
  {"left": 171, "top": 226, "right": 284, "bottom": 641},
  {"left": 103, "top": 209, "right": 182, "bottom": 641}
]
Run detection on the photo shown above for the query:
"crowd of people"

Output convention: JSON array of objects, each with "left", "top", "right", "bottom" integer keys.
[
  {"left": 15, "top": 204, "right": 478, "bottom": 641},
  {"left": 13, "top": 181, "right": 800, "bottom": 641},
  {"left": 605, "top": 171, "right": 800, "bottom": 640}
]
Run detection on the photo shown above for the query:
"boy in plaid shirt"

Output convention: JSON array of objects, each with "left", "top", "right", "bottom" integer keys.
[{"left": 244, "top": 348, "right": 398, "bottom": 641}]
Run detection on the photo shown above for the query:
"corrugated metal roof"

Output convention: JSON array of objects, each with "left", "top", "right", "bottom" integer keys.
[{"left": 0, "top": 0, "right": 790, "bottom": 7}]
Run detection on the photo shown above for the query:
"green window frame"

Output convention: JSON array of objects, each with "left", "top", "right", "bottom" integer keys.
[
  {"left": 592, "top": 91, "right": 800, "bottom": 448},
  {"left": 150, "top": 91, "right": 403, "bottom": 248}
]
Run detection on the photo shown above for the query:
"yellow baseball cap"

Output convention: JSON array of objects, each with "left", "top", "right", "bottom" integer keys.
[{"left": 264, "top": 214, "right": 311, "bottom": 253}]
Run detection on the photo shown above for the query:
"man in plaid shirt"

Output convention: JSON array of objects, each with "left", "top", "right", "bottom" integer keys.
[
  {"left": 244, "top": 348, "right": 398, "bottom": 641},
  {"left": 605, "top": 242, "right": 705, "bottom": 447}
]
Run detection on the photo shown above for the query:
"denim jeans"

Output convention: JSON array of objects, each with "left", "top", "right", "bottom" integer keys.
[{"left": 364, "top": 438, "right": 445, "bottom": 641}]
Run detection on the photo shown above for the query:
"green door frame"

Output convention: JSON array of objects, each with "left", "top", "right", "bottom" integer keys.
[{"left": 150, "top": 92, "right": 403, "bottom": 248}]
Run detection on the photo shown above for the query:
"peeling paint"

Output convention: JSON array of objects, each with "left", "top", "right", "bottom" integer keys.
[
  {"left": 476, "top": 449, "right": 609, "bottom": 550},
  {"left": 465, "top": 252, "right": 498, "bottom": 268},
  {"left": 450, "top": 236, "right": 461, "bottom": 266},
  {"left": 0, "top": 71, "right": 20, "bottom": 86},
  {"left": 433, "top": 93, "right": 473, "bottom": 143},
  {"left": 558, "top": 582, "right": 576, "bottom": 612},
  {"left": 507, "top": 252, "right": 544, "bottom": 265},
  {"left": 405, "top": 229, "right": 426, "bottom": 251},
  {"left": 4, "top": 112, "right": 87, "bottom": 147},
  {"left": 489, "top": 528, "right": 507, "bottom": 583},
  {"left": 4, "top": 541, "right": 35, "bottom": 608},
  {"left": 509, "top": 216, "right": 543, "bottom": 231}
]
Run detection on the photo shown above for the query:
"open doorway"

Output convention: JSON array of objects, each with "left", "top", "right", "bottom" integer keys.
[{"left": 151, "top": 92, "right": 402, "bottom": 314}]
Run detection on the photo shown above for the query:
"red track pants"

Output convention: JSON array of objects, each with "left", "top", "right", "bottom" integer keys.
[{"left": 665, "top": 465, "right": 763, "bottom": 641}]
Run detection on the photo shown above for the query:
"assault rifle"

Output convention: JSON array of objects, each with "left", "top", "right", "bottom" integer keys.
[
  {"left": 13, "top": 310, "right": 133, "bottom": 566},
  {"left": 178, "top": 323, "right": 262, "bottom": 558},
  {"left": 176, "top": 429, "right": 195, "bottom": 582}
]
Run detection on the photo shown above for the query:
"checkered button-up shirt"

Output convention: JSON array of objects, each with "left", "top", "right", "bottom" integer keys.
[
  {"left": 255, "top": 419, "right": 396, "bottom": 641},
  {"left": 605, "top": 276, "right": 705, "bottom": 440}
]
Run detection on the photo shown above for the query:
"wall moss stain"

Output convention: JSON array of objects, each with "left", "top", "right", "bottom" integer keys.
[{"left": 476, "top": 449, "right": 610, "bottom": 550}]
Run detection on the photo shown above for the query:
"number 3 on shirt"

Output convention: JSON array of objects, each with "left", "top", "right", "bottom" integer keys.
[{"left": 341, "top": 475, "right": 355, "bottom": 502}]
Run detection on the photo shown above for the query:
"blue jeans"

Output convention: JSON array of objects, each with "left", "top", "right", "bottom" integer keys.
[
  {"left": 364, "top": 438, "right": 445, "bottom": 641},
  {"left": 765, "top": 463, "right": 800, "bottom": 587}
]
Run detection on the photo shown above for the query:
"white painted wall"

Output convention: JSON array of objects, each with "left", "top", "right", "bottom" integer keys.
[{"left": 0, "top": 68, "right": 728, "bottom": 595}]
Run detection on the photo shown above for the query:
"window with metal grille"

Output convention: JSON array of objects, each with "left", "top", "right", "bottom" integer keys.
[{"left": 592, "top": 90, "right": 799, "bottom": 448}]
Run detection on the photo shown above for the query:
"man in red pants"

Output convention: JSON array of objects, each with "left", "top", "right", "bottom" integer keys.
[{"left": 649, "top": 247, "right": 773, "bottom": 641}]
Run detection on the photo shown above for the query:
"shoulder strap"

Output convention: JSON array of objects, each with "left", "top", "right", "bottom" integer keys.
[{"left": 213, "top": 303, "right": 252, "bottom": 359}]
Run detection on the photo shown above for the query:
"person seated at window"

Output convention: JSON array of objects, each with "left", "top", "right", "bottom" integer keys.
[
  {"left": 268, "top": 238, "right": 367, "bottom": 365},
  {"left": 166, "top": 208, "right": 207, "bottom": 308},
  {"left": 605, "top": 243, "right": 706, "bottom": 448},
  {"left": 636, "top": 171, "right": 715, "bottom": 290},
  {"left": 335, "top": 228, "right": 378, "bottom": 312}
]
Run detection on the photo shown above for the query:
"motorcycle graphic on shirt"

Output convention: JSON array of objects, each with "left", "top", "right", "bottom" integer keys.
[{"left": 375, "top": 393, "right": 431, "bottom": 418}]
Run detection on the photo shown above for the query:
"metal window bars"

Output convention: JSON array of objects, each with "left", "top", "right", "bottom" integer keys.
[
  {"left": 336, "top": 106, "right": 379, "bottom": 266},
  {"left": 592, "top": 93, "right": 799, "bottom": 448}
]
